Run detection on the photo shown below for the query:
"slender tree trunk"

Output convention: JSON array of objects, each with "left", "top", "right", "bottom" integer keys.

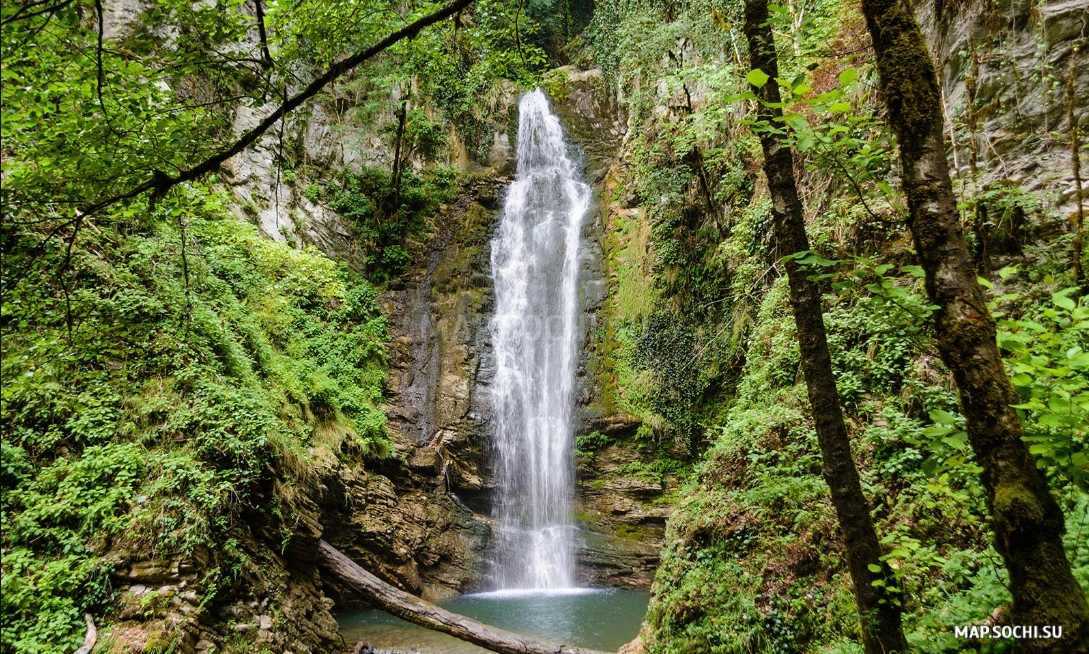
[
  {"left": 391, "top": 95, "right": 410, "bottom": 210},
  {"left": 860, "top": 1, "right": 1089, "bottom": 650},
  {"left": 741, "top": 2, "right": 906, "bottom": 652},
  {"left": 1069, "top": 66, "right": 1085, "bottom": 294}
]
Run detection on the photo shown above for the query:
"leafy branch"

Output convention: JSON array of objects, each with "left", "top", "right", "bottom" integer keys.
[{"left": 76, "top": 0, "right": 475, "bottom": 218}]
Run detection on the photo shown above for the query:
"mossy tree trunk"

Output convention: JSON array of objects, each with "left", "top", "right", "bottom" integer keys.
[
  {"left": 741, "top": 1, "right": 906, "bottom": 652},
  {"left": 860, "top": 0, "right": 1089, "bottom": 650}
]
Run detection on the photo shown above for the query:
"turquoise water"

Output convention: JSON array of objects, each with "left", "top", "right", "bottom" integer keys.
[{"left": 336, "top": 588, "right": 649, "bottom": 652}]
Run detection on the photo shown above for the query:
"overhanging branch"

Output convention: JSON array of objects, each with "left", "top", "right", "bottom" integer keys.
[{"left": 77, "top": 0, "right": 474, "bottom": 217}]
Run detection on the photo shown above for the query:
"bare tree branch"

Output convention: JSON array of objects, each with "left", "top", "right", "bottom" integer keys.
[
  {"left": 93, "top": 0, "right": 118, "bottom": 137},
  {"left": 828, "top": 155, "right": 884, "bottom": 225},
  {"left": 1, "top": 0, "right": 74, "bottom": 26},
  {"left": 77, "top": 0, "right": 474, "bottom": 217},
  {"left": 253, "top": 0, "right": 274, "bottom": 69}
]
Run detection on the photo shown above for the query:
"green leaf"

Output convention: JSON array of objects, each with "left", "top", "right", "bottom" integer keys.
[
  {"left": 1053, "top": 290, "right": 1077, "bottom": 311},
  {"left": 838, "top": 68, "right": 858, "bottom": 86},
  {"left": 1011, "top": 373, "right": 1033, "bottom": 387},
  {"left": 796, "top": 254, "right": 839, "bottom": 267},
  {"left": 746, "top": 69, "right": 770, "bottom": 88},
  {"left": 929, "top": 409, "right": 958, "bottom": 425},
  {"left": 1039, "top": 414, "right": 1067, "bottom": 428},
  {"left": 941, "top": 433, "right": 969, "bottom": 451},
  {"left": 829, "top": 102, "right": 851, "bottom": 113},
  {"left": 921, "top": 424, "right": 954, "bottom": 438}
]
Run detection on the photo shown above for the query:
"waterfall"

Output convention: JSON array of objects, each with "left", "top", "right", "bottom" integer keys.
[{"left": 489, "top": 89, "right": 589, "bottom": 590}]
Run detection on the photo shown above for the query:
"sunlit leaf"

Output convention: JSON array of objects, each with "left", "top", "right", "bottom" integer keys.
[{"left": 746, "top": 68, "right": 770, "bottom": 88}]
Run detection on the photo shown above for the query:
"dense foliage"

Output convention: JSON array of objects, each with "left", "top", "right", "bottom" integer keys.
[
  {"left": 2, "top": 0, "right": 1087, "bottom": 651},
  {"left": 1, "top": 187, "right": 390, "bottom": 651},
  {"left": 578, "top": 0, "right": 1089, "bottom": 651},
  {"left": 307, "top": 164, "right": 460, "bottom": 280}
]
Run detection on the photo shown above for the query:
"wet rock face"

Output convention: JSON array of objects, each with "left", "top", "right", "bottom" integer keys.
[
  {"left": 315, "top": 179, "right": 506, "bottom": 605},
  {"left": 923, "top": 0, "right": 1088, "bottom": 223},
  {"left": 575, "top": 443, "right": 671, "bottom": 587},
  {"left": 543, "top": 67, "right": 626, "bottom": 182},
  {"left": 540, "top": 69, "right": 622, "bottom": 439},
  {"left": 381, "top": 180, "right": 505, "bottom": 510}
]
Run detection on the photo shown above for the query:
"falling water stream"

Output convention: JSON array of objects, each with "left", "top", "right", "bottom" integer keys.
[
  {"left": 488, "top": 89, "right": 590, "bottom": 590},
  {"left": 334, "top": 91, "right": 651, "bottom": 650}
]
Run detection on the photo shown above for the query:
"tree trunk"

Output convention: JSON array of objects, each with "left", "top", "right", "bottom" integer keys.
[
  {"left": 741, "top": 2, "right": 906, "bottom": 652},
  {"left": 1069, "top": 66, "right": 1085, "bottom": 294},
  {"left": 73, "top": 614, "right": 97, "bottom": 654},
  {"left": 315, "top": 541, "right": 610, "bottom": 654},
  {"left": 860, "top": 0, "right": 1089, "bottom": 651},
  {"left": 391, "top": 95, "right": 409, "bottom": 210}
]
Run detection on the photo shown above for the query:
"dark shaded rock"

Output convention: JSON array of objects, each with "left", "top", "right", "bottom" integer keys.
[
  {"left": 542, "top": 67, "right": 625, "bottom": 180},
  {"left": 585, "top": 414, "right": 643, "bottom": 438}
]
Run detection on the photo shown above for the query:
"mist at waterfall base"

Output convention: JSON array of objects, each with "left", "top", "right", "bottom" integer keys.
[{"left": 335, "top": 91, "right": 648, "bottom": 650}]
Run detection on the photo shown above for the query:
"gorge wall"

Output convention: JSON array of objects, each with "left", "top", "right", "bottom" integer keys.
[
  {"left": 34, "top": 1, "right": 1087, "bottom": 652},
  {"left": 88, "top": 15, "right": 669, "bottom": 646}
]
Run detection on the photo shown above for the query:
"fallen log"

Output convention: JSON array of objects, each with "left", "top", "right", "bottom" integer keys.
[
  {"left": 72, "top": 614, "right": 96, "bottom": 654},
  {"left": 316, "top": 540, "right": 612, "bottom": 654}
]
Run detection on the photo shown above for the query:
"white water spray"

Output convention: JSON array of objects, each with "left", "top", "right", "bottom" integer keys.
[{"left": 489, "top": 89, "right": 590, "bottom": 589}]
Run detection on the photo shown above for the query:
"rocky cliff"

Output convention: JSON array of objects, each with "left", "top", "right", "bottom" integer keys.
[
  {"left": 25, "top": 1, "right": 1086, "bottom": 652},
  {"left": 924, "top": 0, "right": 1087, "bottom": 258},
  {"left": 86, "top": 23, "right": 670, "bottom": 644}
]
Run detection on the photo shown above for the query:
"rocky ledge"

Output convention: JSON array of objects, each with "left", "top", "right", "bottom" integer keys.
[{"left": 575, "top": 440, "right": 674, "bottom": 587}]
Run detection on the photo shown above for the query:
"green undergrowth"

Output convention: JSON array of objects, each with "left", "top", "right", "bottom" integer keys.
[
  {"left": 302, "top": 164, "right": 459, "bottom": 282},
  {"left": 1, "top": 186, "right": 390, "bottom": 653},
  {"left": 644, "top": 269, "right": 1089, "bottom": 654},
  {"left": 581, "top": 1, "right": 1089, "bottom": 651}
]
